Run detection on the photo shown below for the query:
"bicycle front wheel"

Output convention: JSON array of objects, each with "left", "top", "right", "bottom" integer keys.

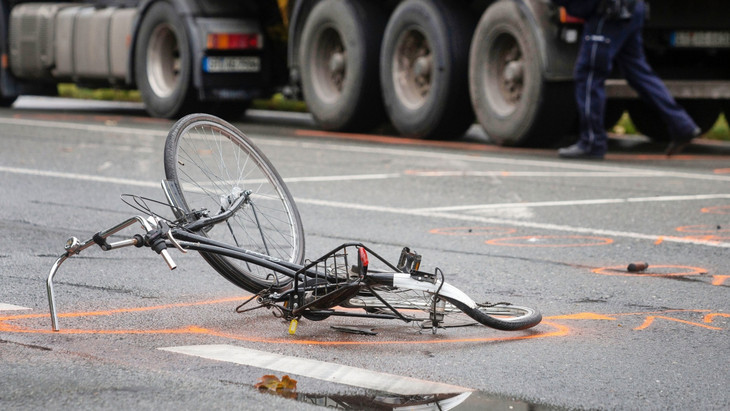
[{"left": 164, "top": 113, "right": 304, "bottom": 292}]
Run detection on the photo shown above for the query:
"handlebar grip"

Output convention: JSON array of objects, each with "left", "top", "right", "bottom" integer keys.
[{"left": 160, "top": 249, "right": 177, "bottom": 270}]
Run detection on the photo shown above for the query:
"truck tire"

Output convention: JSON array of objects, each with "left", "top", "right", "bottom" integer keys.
[
  {"left": 299, "top": 0, "right": 385, "bottom": 131},
  {"left": 469, "top": 1, "right": 574, "bottom": 147},
  {"left": 134, "top": 2, "right": 196, "bottom": 118},
  {"left": 379, "top": 0, "right": 475, "bottom": 140}
]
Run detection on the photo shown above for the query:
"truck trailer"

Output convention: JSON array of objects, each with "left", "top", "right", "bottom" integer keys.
[{"left": 1, "top": 0, "right": 728, "bottom": 147}]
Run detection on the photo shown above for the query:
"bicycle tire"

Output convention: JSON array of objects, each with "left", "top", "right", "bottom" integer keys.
[
  {"left": 164, "top": 113, "right": 305, "bottom": 292},
  {"left": 441, "top": 298, "right": 541, "bottom": 331},
  {"left": 345, "top": 282, "right": 541, "bottom": 331}
]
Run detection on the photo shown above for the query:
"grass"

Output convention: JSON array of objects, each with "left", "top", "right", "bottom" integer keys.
[
  {"left": 57, "top": 84, "right": 729, "bottom": 141},
  {"left": 613, "top": 111, "right": 729, "bottom": 141},
  {"left": 57, "top": 83, "right": 141, "bottom": 102}
]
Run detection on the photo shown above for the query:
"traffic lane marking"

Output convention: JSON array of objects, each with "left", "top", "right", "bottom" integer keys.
[
  {"left": 0, "top": 303, "right": 31, "bottom": 311},
  {"left": 159, "top": 344, "right": 472, "bottom": 395},
  {"left": 3, "top": 163, "right": 727, "bottom": 248},
  {"left": 297, "top": 197, "right": 730, "bottom": 248},
  {"left": 413, "top": 194, "right": 730, "bottom": 213}
]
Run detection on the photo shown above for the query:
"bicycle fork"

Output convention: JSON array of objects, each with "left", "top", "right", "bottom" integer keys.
[{"left": 46, "top": 216, "right": 179, "bottom": 331}]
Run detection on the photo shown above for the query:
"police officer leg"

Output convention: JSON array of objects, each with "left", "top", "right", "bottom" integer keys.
[
  {"left": 614, "top": 3, "right": 699, "bottom": 141},
  {"left": 561, "top": 23, "right": 613, "bottom": 158}
]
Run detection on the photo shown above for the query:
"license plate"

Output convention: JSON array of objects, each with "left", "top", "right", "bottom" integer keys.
[
  {"left": 203, "top": 56, "right": 261, "bottom": 73},
  {"left": 671, "top": 31, "right": 730, "bottom": 48}
]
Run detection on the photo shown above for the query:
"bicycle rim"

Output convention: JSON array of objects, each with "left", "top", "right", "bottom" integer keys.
[
  {"left": 344, "top": 288, "right": 480, "bottom": 329},
  {"left": 164, "top": 113, "right": 304, "bottom": 291},
  {"left": 346, "top": 288, "right": 541, "bottom": 331}
]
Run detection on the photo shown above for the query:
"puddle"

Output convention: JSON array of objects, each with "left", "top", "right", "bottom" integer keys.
[
  {"left": 299, "top": 391, "right": 561, "bottom": 410},
  {"left": 254, "top": 374, "right": 558, "bottom": 410},
  {"left": 264, "top": 388, "right": 557, "bottom": 410}
]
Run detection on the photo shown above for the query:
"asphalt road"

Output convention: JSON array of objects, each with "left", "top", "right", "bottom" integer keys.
[{"left": 1, "top": 97, "right": 729, "bottom": 410}]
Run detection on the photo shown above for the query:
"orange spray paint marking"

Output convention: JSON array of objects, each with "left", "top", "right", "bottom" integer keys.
[
  {"left": 711, "top": 275, "right": 730, "bottom": 286},
  {"left": 701, "top": 205, "right": 730, "bottom": 215},
  {"left": 654, "top": 236, "right": 664, "bottom": 245},
  {"left": 486, "top": 235, "right": 613, "bottom": 248},
  {"left": 634, "top": 316, "right": 723, "bottom": 331},
  {"left": 548, "top": 312, "right": 617, "bottom": 321},
  {"left": 703, "top": 313, "right": 730, "bottom": 324},
  {"left": 676, "top": 225, "right": 730, "bottom": 234},
  {"left": 592, "top": 265, "right": 707, "bottom": 277},
  {"left": 0, "top": 296, "right": 570, "bottom": 345},
  {"left": 429, "top": 226, "right": 517, "bottom": 236}
]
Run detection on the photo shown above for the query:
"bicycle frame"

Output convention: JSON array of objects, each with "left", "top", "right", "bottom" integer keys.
[{"left": 45, "top": 199, "right": 464, "bottom": 331}]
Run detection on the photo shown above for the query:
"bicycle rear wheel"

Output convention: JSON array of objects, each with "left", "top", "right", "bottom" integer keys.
[{"left": 164, "top": 113, "right": 305, "bottom": 292}]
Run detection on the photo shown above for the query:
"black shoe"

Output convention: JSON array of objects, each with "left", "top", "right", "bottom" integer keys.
[
  {"left": 558, "top": 144, "right": 604, "bottom": 160},
  {"left": 665, "top": 127, "right": 701, "bottom": 156}
]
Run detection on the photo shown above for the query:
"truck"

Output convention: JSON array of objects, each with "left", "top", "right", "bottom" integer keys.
[{"left": 1, "top": 0, "right": 728, "bottom": 147}]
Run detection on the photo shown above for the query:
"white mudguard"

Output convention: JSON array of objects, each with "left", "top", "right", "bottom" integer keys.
[{"left": 391, "top": 273, "right": 477, "bottom": 309}]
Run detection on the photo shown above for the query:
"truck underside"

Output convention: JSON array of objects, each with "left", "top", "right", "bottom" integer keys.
[{"left": 1, "top": 0, "right": 728, "bottom": 146}]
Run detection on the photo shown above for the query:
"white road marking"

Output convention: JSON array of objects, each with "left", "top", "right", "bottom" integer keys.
[
  {"left": 0, "top": 303, "right": 31, "bottom": 311},
  {"left": 0, "top": 165, "right": 161, "bottom": 187},
  {"left": 0, "top": 166, "right": 397, "bottom": 185},
  {"left": 283, "top": 173, "right": 399, "bottom": 183},
  {"left": 414, "top": 194, "right": 730, "bottom": 213},
  {"left": 159, "top": 344, "right": 471, "bottom": 395},
  {"left": 297, "top": 198, "right": 730, "bottom": 248},
  {"left": 1, "top": 165, "right": 728, "bottom": 248},
  {"left": 0, "top": 116, "right": 167, "bottom": 137},
  {"left": 2, "top": 117, "right": 728, "bottom": 247},
  {"left": 405, "top": 170, "right": 665, "bottom": 177}
]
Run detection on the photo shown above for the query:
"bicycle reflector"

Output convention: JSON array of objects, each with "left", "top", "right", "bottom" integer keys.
[{"left": 358, "top": 247, "right": 369, "bottom": 276}]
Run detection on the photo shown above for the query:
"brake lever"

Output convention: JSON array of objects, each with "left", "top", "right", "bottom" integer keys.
[{"left": 166, "top": 228, "right": 187, "bottom": 254}]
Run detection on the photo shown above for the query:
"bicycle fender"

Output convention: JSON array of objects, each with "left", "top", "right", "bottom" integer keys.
[{"left": 391, "top": 273, "right": 478, "bottom": 310}]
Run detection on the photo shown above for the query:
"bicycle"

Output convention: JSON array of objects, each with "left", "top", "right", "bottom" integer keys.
[{"left": 46, "top": 113, "right": 541, "bottom": 334}]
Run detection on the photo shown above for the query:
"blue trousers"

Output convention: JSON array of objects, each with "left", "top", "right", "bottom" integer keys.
[{"left": 574, "top": 1, "right": 697, "bottom": 154}]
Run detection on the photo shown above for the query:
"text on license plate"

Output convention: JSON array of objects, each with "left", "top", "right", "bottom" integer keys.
[
  {"left": 671, "top": 31, "right": 730, "bottom": 48},
  {"left": 203, "top": 56, "right": 261, "bottom": 73}
]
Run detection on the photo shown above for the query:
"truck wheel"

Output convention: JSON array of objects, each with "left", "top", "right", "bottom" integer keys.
[
  {"left": 135, "top": 2, "right": 195, "bottom": 118},
  {"left": 299, "top": 0, "right": 385, "bottom": 131},
  {"left": 469, "top": 1, "right": 574, "bottom": 147},
  {"left": 379, "top": 0, "right": 475, "bottom": 140}
]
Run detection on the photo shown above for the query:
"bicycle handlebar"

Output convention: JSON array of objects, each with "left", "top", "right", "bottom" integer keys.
[{"left": 47, "top": 214, "right": 179, "bottom": 331}]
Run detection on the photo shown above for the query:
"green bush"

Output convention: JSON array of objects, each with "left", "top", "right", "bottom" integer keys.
[{"left": 613, "top": 111, "right": 729, "bottom": 141}]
